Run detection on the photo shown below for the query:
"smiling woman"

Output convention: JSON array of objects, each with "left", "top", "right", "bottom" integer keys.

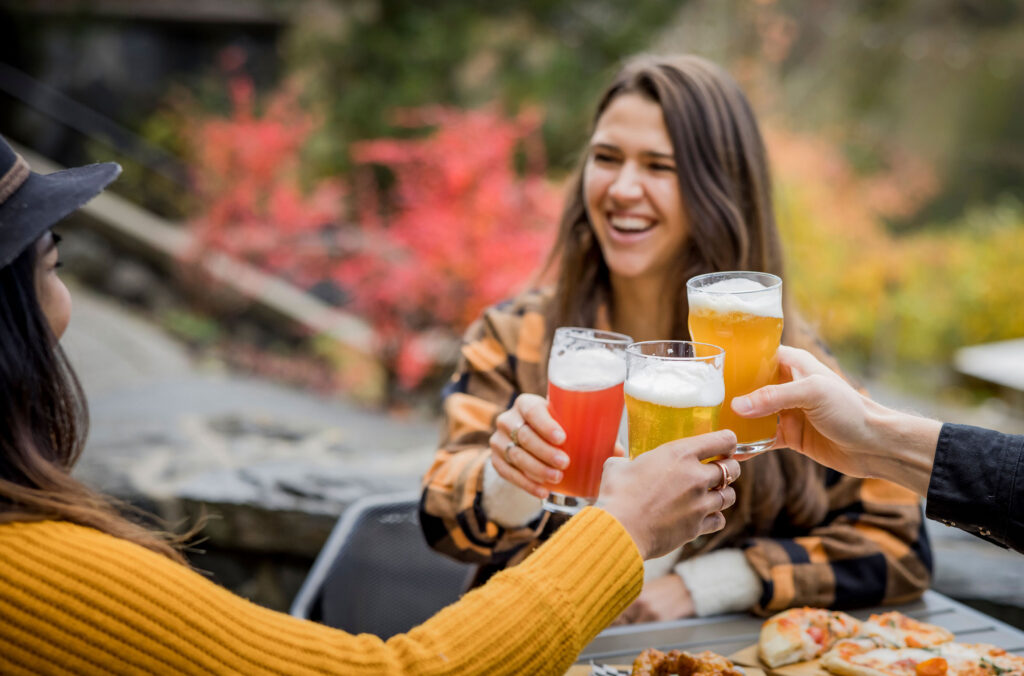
[
  {"left": 584, "top": 93, "right": 689, "bottom": 288},
  {"left": 421, "top": 54, "right": 932, "bottom": 624}
]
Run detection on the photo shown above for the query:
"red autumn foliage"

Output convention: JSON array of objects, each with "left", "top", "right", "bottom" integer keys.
[
  {"left": 184, "top": 76, "right": 345, "bottom": 290},
  {"left": 181, "top": 79, "right": 559, "bottom": 392},
  {"left": 338, "top": 105, "right": 561, "bottom": 388}
]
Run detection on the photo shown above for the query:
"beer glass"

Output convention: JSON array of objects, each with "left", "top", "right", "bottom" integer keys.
[
  {"left": 687, "top": 271, "right": 783, "bottom": 455},
  {"left": 624, "top": 341, "right": 725, "bottom": 459},
  {"left": 544, "top": 327, "right": 632, "bottom": 514}
]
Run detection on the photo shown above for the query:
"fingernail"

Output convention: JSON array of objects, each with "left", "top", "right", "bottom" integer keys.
[
  {"left": 556, "top": 453, "right": 570, "bottom": 469},
  {"left": 553, "top": 429, "right": 566, "bottom": 444},
  {"left": 549, "top": 470, "right": 562, "bottom": 483},
  {"left": 732, "top": 396, "right": 753, "bottom": 415}
]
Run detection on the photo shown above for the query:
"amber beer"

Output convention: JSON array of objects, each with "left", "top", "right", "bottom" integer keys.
[
  {"left": 544, "top": 327, "right": 632, "bottom": 514},
  {"left": 687, "top": 271, "right": 783, "bottom": 455},
  {"left": 624, "top": 341, "right": 725, "bottom": 459}
]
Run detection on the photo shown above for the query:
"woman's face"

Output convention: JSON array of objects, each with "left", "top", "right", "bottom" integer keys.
[
  {"left": 583, "top": 92, "right": 688, "bottom": 284},
  {"left": 34, "top": 232, "right": 71, "bottom": 339}
]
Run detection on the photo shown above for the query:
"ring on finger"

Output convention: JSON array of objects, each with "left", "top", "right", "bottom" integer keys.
[
  {"left": 712, "top": 460, "right": 731, "bottom": 491},
  {"left": 503, "top": 439, "right": 517, "bottom": 464},
  {"left": 510, "top": 421, "right": 526, "bottom": 447}
]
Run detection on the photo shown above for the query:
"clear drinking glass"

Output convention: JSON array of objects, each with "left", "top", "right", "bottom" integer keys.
[
  {"left": 686, "top": 271, "right": 783, "bottom": 456},
  {"left": 543, "top": 327, "right": 632, "bottom": 515},
  {"left": 624, "top": 341, "right": 725, "bottom": 459}
]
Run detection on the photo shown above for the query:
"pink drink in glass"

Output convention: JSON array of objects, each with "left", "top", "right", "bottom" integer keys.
[
  {"left": 546, "top": 380, "right": 625, "bottom": 498},
  {"left": 542, "top": 328, "right": 630, "bottom": 513}
]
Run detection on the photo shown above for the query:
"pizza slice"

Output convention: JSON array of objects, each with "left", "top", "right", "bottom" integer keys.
[
  {"left": 821, "top": 638, "right": 1024, "bottom": 676},
  {"left": 860, "top": 612, "right": 955, "bottom": 649},
  {"left": 950, "top": 644, "right": 1024, "bottom": 676},
  {"left": 758, "top": 607, "right": 863, "bottom": 667}
]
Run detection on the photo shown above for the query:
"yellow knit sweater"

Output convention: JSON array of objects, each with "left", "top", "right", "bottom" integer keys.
[{"left": 0, "top": 506, "right": 641, "bottom": 675}]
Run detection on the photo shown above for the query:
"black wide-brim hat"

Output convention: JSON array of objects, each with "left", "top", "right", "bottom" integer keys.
[{"left": 0, "top": 133, "right": 121, "bottom": 269}]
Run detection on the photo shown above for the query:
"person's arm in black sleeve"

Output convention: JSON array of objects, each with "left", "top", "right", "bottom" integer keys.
[{"left": 926, "top": 423, "right": 1024, "bottom": 553}]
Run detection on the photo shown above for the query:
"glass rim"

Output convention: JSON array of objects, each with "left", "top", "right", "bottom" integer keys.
[
  {"left": 625, "top": 340, "right": 725, "bottom": 361},
  {"left": 553, "top": 326, "right": 634, "bottom": 346},
  {"left": 686, "top": 270, "right": 783, "bottom": 294}
]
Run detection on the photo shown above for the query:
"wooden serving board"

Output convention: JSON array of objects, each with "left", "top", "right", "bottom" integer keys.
[{"left": 730, "top": 645, "right": 830, "bottom": 676}]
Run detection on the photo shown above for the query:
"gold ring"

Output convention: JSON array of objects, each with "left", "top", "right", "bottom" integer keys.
[
  {"left": 503, "top": 439, "right": 517, "bottom": 464},
  {"left": 713, "top": 461, "right": 729, "bottom": 491},
  {"left": 510, "top": 421, "right": 526, "bottom": 446}
]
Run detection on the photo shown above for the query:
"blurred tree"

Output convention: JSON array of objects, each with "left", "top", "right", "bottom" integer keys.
[
  {"left": 657, "top": 0, "right": 1024, "bottom": 229},
  {"left": 337, "top": 104, "right": 561, "bottom": 391},
  {"left": 282, "top": 0, "right": 682, "bottom": 175}
]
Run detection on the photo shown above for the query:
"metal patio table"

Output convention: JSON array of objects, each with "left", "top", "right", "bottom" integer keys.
[{"left": 578, "top": 590, "right": 1024, "bottom": 665}]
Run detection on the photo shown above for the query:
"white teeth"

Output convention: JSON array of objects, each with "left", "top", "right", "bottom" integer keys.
[{"left": 609, "top": 215, "right": 653, "bottom": 231}]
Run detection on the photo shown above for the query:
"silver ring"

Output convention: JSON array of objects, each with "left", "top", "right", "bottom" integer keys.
[
  {"left": 503, "top": 439, "right": 517, "bottom": 464},
  {"left": 510, "top": 421, "right": 526, "bottom": 446}
]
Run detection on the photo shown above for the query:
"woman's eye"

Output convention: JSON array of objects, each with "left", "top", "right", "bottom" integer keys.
[
  {"left": 593, "top": 152, "right": 620, "bottom": 164},
  {"left": 650, "top": 163, "right": 676, "bottom": 173}
]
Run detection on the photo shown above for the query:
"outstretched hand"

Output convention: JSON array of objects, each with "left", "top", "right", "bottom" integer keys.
[
  {"left": 730, "top": 346, "right": 880, "bottom": 476},
  {"left": 731, "top": 346, "right": 941, "bottom": 495}
]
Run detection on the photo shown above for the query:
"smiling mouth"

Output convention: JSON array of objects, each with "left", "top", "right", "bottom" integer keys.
[{"left": 609, "top": 214, "right": 656, "bottom": 234}]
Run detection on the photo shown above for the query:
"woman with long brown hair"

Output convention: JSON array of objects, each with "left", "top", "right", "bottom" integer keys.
[
  {"left": 421, "top": 54, "right": 932, "bottom": 622},
  {"left": 0, "top": 134, "right": 743, "bottom": 674}
]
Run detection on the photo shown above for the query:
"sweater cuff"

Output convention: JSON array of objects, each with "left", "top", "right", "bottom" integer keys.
[
  {"left": 482, "top": 458, "right": 544, "bottom": 527},
  {"left": 525, "top": 507, "right": 644, "bottom": 641},
  {"left": 674, "top": 549, "right": 762, "bottom": 617}
]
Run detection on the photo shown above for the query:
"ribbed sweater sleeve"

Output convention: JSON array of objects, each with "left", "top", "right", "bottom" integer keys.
[{"left": 0, "top": 507, "right": 642, "bottom": 675}]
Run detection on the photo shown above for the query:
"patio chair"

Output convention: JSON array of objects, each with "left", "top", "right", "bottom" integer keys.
[{"left": 289, "top": 491, "right": 476, "bottom": 639}]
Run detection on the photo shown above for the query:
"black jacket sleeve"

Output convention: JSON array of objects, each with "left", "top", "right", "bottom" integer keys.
[{"left": 925, "top": 423, "right": 1024, "bottom": 553}]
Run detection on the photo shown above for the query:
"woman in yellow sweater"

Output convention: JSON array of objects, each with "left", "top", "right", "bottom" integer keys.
[{"left": 0, "top": 134, "right": 740, "bottom": 675}]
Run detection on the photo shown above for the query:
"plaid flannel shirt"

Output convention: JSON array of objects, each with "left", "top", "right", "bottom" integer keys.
[{"left": 420, "top": 289, "right": 932, "bottom": 613}]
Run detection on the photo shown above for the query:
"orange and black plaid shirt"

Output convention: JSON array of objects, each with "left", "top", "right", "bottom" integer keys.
[{"left": 420, "top": 289, "right": 932, "bottom": 612}]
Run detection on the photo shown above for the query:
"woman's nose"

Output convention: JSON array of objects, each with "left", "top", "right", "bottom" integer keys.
[{"left": 608, "top": 164, "right": 643, "bottom": 202}]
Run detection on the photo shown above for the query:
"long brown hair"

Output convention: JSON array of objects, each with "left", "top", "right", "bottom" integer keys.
[
  {"left": 542, "top": 55, "right": 849, "bottom": 537},
  {"left": 0, "top": 239, "right": 189, "bottom": 563},
  {"left": 543, "top": 54, "right": 804, "bottom": 343}
]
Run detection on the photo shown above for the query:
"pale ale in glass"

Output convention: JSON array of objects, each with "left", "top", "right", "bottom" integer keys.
[
  {"left": 624, "top": 341, "right": 725, "bottom": 459},
  {"left": 544, "top": 327, "right": 631, "bottom": 514},
  {"left": 687, "top": 271, "right": 783, "bottom": 455}
]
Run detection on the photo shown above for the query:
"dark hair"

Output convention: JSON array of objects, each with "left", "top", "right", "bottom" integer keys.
[
  {"left": 543, "top": 54, "right": 804, "bottom": 342},
  {"left": 0, "top": 239, "right": 187, "bottom": 563}
]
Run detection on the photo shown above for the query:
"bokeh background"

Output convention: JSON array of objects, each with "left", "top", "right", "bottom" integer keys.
[{"left": 2, "top": 0, "right": 1022, "bottom": 622}]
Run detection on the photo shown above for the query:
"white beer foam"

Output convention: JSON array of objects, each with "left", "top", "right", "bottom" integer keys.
[
  {"left": 625, "top": 360, "right": 724, "bottom": 408},
  {"left": 548, "top": 347, "right": 627, "bottom": 391},
  {"left": 689, "top": 277, "right": 782, "bottom": 318}
]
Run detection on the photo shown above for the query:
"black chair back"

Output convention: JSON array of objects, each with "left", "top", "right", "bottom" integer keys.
[{"left": 290, "top": 491, "right": 475, "bottom": 639}]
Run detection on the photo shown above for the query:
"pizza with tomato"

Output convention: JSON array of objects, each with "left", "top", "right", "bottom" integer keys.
[
  {"left": 859, "top": 612, "right": 955, "bottom": 649},
  {"left": 758, "top": 607, "right": 863, "bottom": 668},
  {"left": 821, "top": 639, "right": 1024, "bottom": 676}
]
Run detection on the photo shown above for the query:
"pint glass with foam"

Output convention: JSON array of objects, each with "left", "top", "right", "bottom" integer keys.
[
  {"left": 686, "top": 271, "right": 783, "bottom": 455},
  {"left": 624, "top": 341, "right": 725, "bottom": 459},
  {"left": 544, "top": 327, "right": 632, "bottom": 514}
]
